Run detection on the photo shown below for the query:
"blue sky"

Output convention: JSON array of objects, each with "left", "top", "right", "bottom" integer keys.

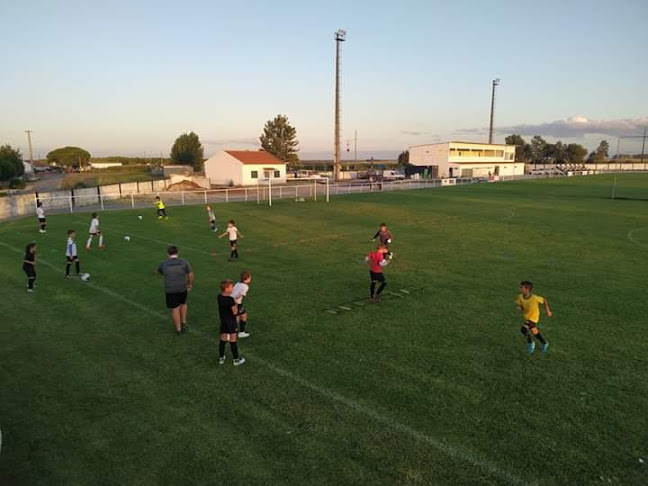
[{"left": 1, "top": 0, "right": 647, "bottom": 160}]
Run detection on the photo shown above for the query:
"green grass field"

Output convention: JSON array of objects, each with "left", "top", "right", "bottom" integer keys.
[{"left": 1, "top": 174, "right": 647, "bottom": 485}]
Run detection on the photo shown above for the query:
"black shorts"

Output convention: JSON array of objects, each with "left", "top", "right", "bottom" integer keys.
[
  {"left": 370, "top": 271, "right": 386, "bottom": 282},
  {"left": 165, "top": 291, "right": 188, "bottom": 309},
  {"left": 220, "top": 321, "right": 238, "bottom": 334},
  {"left": 66, "top": 255, "right": 79, "bottom": 262},
  {"left": 236, "top": 304, "right": 246, "bottom": 316},
  {"left": 38, "top": 218, "right": 46, "bottom": 223},
  {"left": 23, "top": 265, "right": 36, "bottom": 278},
  {"left": 89, "top": 231, "right": 101, "bottom": 236},
  {"left": 229, "top": 240, "right": 237, "bottom": 248}
]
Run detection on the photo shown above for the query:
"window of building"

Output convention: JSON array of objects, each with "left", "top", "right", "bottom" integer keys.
[
  {"left": 274, "top": 170, "right": 280, "bottom": 178},
  {"left": 251, "top": 170, "right": 258, "bottom": 179}
]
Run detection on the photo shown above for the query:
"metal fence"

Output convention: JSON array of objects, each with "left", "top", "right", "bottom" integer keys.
[{"left": 2, "top": 170, "right": 630, "bottom": 220}]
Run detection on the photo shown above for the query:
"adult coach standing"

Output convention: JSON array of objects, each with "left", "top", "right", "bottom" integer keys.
[{"left": 157, "top": 245, "right": 194, "bottom": 335}]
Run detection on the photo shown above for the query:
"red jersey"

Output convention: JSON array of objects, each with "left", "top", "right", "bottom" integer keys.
[{"left": 368, "top": 251, "right": 384, "bottom": 273}]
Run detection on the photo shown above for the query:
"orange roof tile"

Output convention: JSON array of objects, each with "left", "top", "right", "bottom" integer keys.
[{"left": 225, "top": 150, "right": 287, "bottom": 165}]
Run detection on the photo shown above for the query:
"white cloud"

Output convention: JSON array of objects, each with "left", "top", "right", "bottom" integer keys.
[{"left": 496, "top": 116, "right": 648, "bottom": 138}]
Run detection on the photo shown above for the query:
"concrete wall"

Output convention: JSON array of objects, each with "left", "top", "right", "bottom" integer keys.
[{"left": 410, "top": 144, "right": 449, "bottom": 167}]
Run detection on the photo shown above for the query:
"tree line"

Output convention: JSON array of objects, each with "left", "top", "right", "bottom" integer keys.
[{"left": 505, "top": 135, "right": 610, "bottom": 165}]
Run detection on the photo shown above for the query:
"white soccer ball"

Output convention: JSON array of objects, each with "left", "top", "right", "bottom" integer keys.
[
  {"left": 138, "top": 215, "right": 143, "bottom": 220},
  {"left": 387, "top": 238, "right": 392, "bottom": 244},
  {"left": 124, "top": 236, "right": 131, "bottom": 241},
  {"left": 80, "top": 273, "right": 91, "bottom": 281}
]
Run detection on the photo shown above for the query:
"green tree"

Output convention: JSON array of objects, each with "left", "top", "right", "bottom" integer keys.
[
  {"left": 0, "top": 144, "right": 25, "bottom": 181},
  {"left": 566, "top": 143, "right": 588, "bottom": 164},
  {"left": 259, "top": 114, "right": 299, "bottom": 164},
  {"left": 170, "top": 132, "right": 205, "bottom": 171},
  {"left": 505, "top": 134, "right": 531, "bottom": 162},
  {"left": 530, "top": 135, "right": 547, "bottom": 165},
  {"left": 47, "top": 146, "right": 91, "bottom": 168},
  {"left": 397, "top": 150, "right": 410, "bottom": 166},
  {"left": 553, "top": 141, "right": 567, "bottom": 164}
]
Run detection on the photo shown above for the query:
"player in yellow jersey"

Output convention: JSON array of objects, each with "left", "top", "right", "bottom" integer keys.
[
  {"left": 516, "top": 281, "right": 552, "bottom": 354},
  {"left": 154, "top": 196, "right": 168, "bottom": 220}
]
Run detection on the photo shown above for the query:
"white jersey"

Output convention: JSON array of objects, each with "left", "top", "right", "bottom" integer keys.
[
  {"left": 89, "top": 217, "right": 100, "bottom": 234},
  {"left": 66, "top": 237, "right": 77, "bottom": 257},
  {"left": 207, "top": 209, "right": 215, "bottom": 221},
  {"left": 231, "top": 282, "right": 249, "bottom": 304},
  {"left": 227, "top": 226, "right": 239, "bottom": 241},
  {"left": 36, "top": 207, "right": 45, "bottom": 219}
]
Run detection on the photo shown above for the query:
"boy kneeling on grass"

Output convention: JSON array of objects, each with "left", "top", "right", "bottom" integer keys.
[{"left": 218, "top": 279, "right": 245, "bottom": 366}]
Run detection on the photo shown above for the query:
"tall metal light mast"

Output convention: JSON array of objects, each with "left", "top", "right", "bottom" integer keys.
[
  {"left": 25, "top": 130, "right": 35, "bottom": 164},
  {"left": 334, "top": 29, "right": 346, "bottom": 181},
  {"left": 488, "top": 78, "right": 500, "bottom": 144}
]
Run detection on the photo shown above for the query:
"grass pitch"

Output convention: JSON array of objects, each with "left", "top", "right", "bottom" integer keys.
[{"left": 1, "top": 174, "right": 647, "bottom": 485}]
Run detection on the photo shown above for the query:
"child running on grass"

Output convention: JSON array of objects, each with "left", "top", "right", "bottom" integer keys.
[
  {"left": 154, "top": 196, "right": 168, "bottom": 220},
  {"left": 365, "top": 243, "right": 391, "bottom": 302},
  {"left": 516, "top": 281, "right": 552, "bottom": 354},
  {"left": 86, "top": 213, "right": 105, "bottom": 250},
  {"left": 206, "top": 205, "right": 217, "bottom": 232},
  {"left": 65, "top": 229, "right": 83, "bottom": 278},
  {"left": 217, "top": 279, "right": 245, "bottom": 366},
  {"left": 371, "top": 223, "right": 394, "bottom": 257},
  {"left": 231, "top": 271, "right": 252, "bottom": 338},
  {"left": 23, "top": 242, "right": 37, "bottom": 292},
  {"left": 218, "top": 220, "right": 243, "bottom": 262}
]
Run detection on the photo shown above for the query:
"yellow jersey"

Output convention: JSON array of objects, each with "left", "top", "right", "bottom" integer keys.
[
  {"left": 516, "top": 294, "right": 545, "bottom": 323},
  {"left": 155, "top": 200, "right": 165, "bottom": 209}
]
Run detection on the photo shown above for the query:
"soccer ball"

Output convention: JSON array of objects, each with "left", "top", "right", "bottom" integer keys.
[
  {"left": 138, "top": 215, "right": 143, "bottom": 220},
  {"left": 387, "top": 238, "right": 392, "bottom": 244},
  {"left": 124, "top": 236, "right": 131, "bottom": 242},
  {"left": 80, "top": 273, "right": 91, "bottom": 281}
]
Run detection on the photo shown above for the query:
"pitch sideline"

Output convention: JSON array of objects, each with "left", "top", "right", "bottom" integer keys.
[{"left": 0, "top": 239, "right": 532, "bottom": 486}]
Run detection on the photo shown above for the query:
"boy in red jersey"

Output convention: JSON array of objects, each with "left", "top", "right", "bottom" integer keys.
[{"left": 365, "top": 244, "right": 391, "bottom": 302}]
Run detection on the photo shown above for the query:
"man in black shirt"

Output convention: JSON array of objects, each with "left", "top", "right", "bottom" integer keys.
[{"left": 217, "top": 279, "right": 245, "bottom": 366}]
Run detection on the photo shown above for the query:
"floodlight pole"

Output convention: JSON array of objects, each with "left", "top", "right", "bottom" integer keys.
[
  {"left": 488, "top": 79, "right": 500, "bottom": 145},
  {"left": 641, "top": 126, "right": 647, "bottom": 171},
  {"left": 25, "top": 130, "right": 35, "bottom": 164},
  {"left": 268, "top": 178, "right": 272, "bottom": 207},
  {"left": 334, "top": 29, "right": 346, "bottom": 181}
]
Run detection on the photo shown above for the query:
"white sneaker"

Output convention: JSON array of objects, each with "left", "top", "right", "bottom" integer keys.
[
  {"left": 233, "top": 358, "right": 246, "bottom": 366},
  {"left": 39, "top": 230, "right": 46, "bottom": 233},
  {"left": 27, "top": 288, "right": 35, "bottom": 293},
  {"left": 238, "top": 332, "right": 250, "bottom": 338},
  {"left": 218, "top": 356, "right": 226, "bottom": 365}
]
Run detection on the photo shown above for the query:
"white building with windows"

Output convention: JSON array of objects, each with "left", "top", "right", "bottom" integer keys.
[
  {"left": 204, "top": 150, "right": 288, "bottom": 186},
  {"left": 409, "top": 142, "right": 521, "bottom": 178}
]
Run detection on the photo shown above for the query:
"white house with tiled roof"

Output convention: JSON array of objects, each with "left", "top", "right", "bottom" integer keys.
[{"left": 204, "top": 150, "right": 288, "bottom": 186}]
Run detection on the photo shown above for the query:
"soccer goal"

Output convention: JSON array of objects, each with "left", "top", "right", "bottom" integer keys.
[{"left": 258, "top": 177, "right": 330, "bottom": 206}]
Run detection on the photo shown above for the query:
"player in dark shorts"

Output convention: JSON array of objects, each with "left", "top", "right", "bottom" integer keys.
[
  {"left": 371, "top": 223, "right": 394, "bottom": 257},
  {"left": 36, "top": 202, "right": 47, "bottom": 233},
  {"left": 217, "top": 279, "right": 245, "bottom": 366},
  {"left": 23, "top": 242, "right": 37, "bottom": 292},
  {"left": 157, "top": 246, "right": 194, "bottom": 335},
  {"left": 365, "top": 244, "right": 391, "bottom": 302}
]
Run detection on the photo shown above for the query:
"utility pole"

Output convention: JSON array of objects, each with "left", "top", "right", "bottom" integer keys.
[
  {"left": 354, "top": 129, "right": 358, "bottom": 163},
  {"left": 334, "top": 29, "right": 346, "bottom": 181},
  {"left": 25, "top": 130, "right": 35, "bottom": 164},
  {"left": 488, "top": 78, "right": 500, "bottom": 145}
]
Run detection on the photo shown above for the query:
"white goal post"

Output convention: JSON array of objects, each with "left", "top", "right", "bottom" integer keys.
[{"left": 258, "top": 177, "right": 330, "bottom": 206}]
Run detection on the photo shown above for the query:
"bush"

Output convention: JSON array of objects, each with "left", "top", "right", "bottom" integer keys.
[{"left": 9, "top": 178, "right": 26, "bottom": 189}]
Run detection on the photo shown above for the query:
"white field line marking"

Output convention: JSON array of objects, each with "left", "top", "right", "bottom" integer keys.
[
  {"left": 0, "top": 239, "right": 531, "bottom": 485},
  {"left": 627, "top": 227, "right": 648, "bottom": 246}
]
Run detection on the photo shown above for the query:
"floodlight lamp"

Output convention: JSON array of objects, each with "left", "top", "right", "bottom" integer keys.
[
  {"left": 335, "top": 29, "right": 346, "bottom": 41},
  {"left": 493, "top": 78, "right": 500, "bottom": 85}
]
